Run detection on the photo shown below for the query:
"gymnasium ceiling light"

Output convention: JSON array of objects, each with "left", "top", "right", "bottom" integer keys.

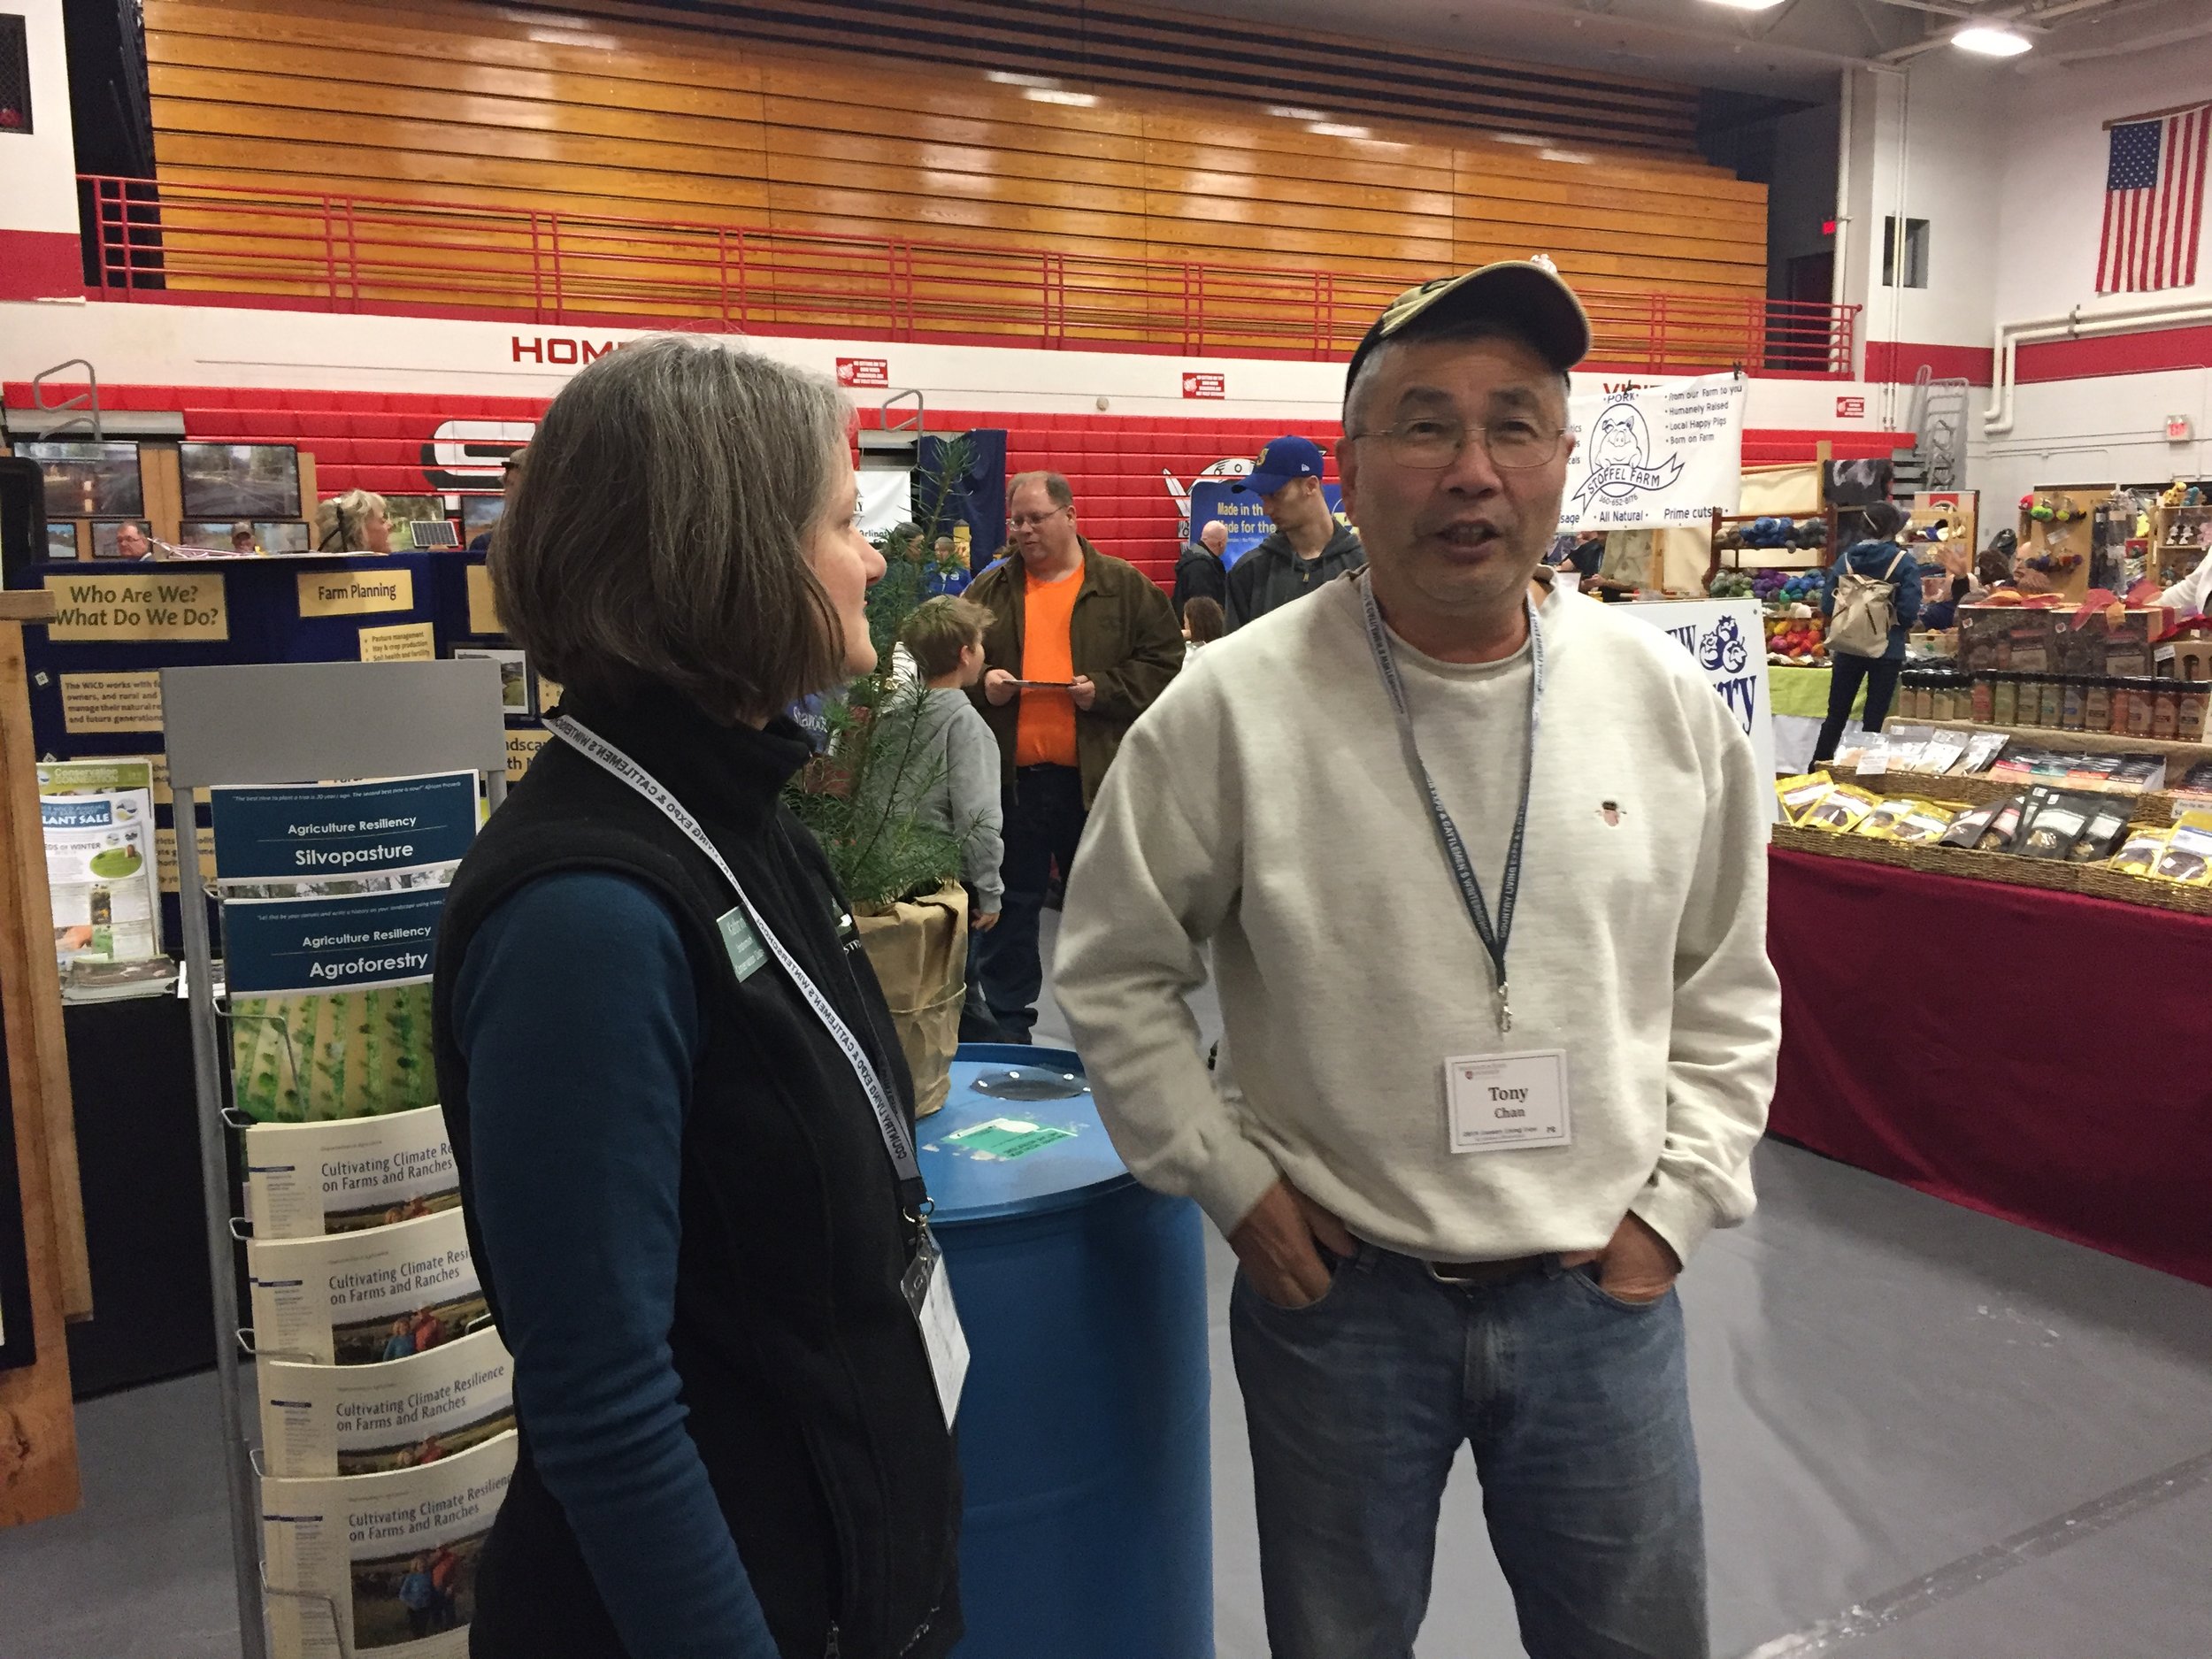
[
  {"left": 1699, "top": 0, "right": 1788, "bottom": 12},
  {"left": 1953, "top": 22, "right": 2035, "bottom": 56}
]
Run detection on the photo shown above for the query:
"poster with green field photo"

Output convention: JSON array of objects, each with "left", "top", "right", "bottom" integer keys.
[{"left": 229, "top": 984, "right": 436, "bottom": 1122}]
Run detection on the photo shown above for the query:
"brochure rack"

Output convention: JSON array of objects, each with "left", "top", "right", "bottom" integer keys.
[{"left": 161, "top": 658, "right": 506, "bottom": 1659}]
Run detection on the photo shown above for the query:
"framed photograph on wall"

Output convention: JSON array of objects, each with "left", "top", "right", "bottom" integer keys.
[
  {"left": 180, "top": 520, "right": 245, "bottom": 552},
  {"left": 21, "top": 441, "right": 144, "bottom": 518},
  {"left": 460, "top": 495, "right": 505, "bottom": 540},
  {"left": 454, "top": 648, "right": 530, "bottom": 714},
  {"left": 178, "top": 442, "right": 303, "bottom": 519}
]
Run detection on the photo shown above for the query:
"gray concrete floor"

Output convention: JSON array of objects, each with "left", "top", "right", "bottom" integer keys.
[{"left": 6, "top": 913, "right": 2209, "bottom": 1657}]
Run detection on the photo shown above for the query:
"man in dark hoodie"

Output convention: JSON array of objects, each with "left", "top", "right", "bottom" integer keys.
[
  {"left": 1223, "top": 435, "right": 1365, "bottom": 630},
  {"left": 1174, "top": 518, "right": 1229, "bottom": 617}
]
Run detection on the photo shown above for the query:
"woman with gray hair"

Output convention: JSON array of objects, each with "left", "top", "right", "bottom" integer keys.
[
  {"left": 432, "top": 337, "right": 964, "bottom": 1659},
  {"left": 312, "top": 488, "right": 391, "bottom": 553}
]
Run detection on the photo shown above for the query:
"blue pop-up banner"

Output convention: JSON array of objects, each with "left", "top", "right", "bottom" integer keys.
[
  {"left": 1187, "top": 480, "right": 1345, "bottom": 568},
  {"left": 221, "top": 887, "right": 448, "bottom": 995},
  {"left": 209, "top": 772, "right": 478, "bottom": 883}
]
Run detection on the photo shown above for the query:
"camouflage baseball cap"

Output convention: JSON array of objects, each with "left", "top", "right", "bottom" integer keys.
[{"left": 1345, "top": 261, "right": 1593, "bottom": 403}]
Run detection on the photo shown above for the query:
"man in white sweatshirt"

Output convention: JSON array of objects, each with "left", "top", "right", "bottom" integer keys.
[{"left": 1055, "top": 262, "right": 1778, "bottom": 1659}]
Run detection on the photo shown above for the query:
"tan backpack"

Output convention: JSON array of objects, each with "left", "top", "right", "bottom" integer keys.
[{"left": 1828, "top": 549, "right": 1906, "bottom": 658}]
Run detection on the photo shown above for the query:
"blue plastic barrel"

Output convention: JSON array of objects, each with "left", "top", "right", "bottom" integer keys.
[{"left": 925, "top": 1043, "right": 1212, "bottom": 1659}]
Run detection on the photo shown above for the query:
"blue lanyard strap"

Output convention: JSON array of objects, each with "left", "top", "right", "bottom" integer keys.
[
  {"left": 1356, "top": 573, "right": 1544, "bottom": 1033},
  {"left": 545, "top": 715, "right": 923, "bottom": 1187}
]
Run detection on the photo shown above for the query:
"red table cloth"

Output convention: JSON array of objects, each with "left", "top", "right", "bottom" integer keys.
[{"left": 1767, "top": 847, "right": 2212, "bottom": 1287}]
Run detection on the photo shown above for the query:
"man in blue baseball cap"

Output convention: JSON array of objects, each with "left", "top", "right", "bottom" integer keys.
[{"left": 1223, "top": 434, "right": 1365, "bottom": 631}]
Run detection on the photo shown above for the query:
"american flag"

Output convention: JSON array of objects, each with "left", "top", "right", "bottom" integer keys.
[{"left": 2098, "top": 105, "right": 2209, "bottom": 293}]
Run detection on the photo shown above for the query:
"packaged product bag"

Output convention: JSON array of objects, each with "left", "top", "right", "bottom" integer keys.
[
  {"left": 1939, "top": 799, "right": 2004, "bottom": 849},
  {"left": 2150, "top": 811, "right": 2212, "bottom": 884},
  {"left": 1801, "top": 785, "right": 1879, "bottom": 833},
  {"left": 2109, "top": 826, "right": 2169, "bottom": 876},
  {"left": 1853, "top": 798, "right": 1921, "bottom": 840},
  {"left": 1973, "top": 795, "right": 2030, "bottom": 851},
  {"left": 2069, "top": 803, "right": 2132, "bottom": 864},
  {"left": 1775, "top": 772, "right": 1834, "bottom": 824},
  {"left": 2015, "top": 792, "right": 2102, "bottom": 860},
  {"left": 1889, "top": 802, "right": 1960, "bottom": 845}
]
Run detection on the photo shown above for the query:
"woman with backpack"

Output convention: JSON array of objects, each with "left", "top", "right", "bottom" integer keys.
[{"left": 1813, "top": 500, "right": 1920, "bottom": 764}]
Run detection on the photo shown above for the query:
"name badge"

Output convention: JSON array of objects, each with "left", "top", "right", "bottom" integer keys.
[
  {"left": 1446, "top": 1049, "right": 1571, "bottom": 1153},
  {"left": 716, "top": 905, "right": 767, "bottom": 981},
  {"left": 902, "top": 1230, "right": 970, "bottom": 1429}
]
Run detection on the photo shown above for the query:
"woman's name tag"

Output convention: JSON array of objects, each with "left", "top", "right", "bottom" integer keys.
[
  {"left": 901, "top": 1230, "right": 970, "bottom": 1429},
  {"left": 1446, "top": 1050, "right": 1571, "bottom": 1153}
]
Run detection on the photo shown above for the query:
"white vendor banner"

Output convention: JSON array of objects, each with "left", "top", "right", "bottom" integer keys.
[
  {"left": 1558, "top": 373, "right": 1747, "bottom": 533},
  {"left": 262, "top": 1429, "right": 516, "bottom": 1658},
  {"left": 260, "top": 1325, "right": 514, "bottom": 1479},
  {"left": 1623, "top": 599, "right": 1778, "bottom": 816}
]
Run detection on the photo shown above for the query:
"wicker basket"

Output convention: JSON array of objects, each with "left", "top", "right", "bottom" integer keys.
[
  {"left": 1771, "top": 822, "right": 2212, "bottom": 918},
  {"left": 1840, "top": 766, "right": 2186, "bottom": 824}
]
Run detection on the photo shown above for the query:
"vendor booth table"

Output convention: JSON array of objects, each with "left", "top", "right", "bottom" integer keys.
[
  {"left": 1768, "top": 847, "right": 2212, "bottom": 1288},
  {"left": 1769, "top": 664, "right": 1867, "bottom": 772}
]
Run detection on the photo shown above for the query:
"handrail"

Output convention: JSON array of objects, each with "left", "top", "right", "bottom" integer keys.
[
  {"left": 31, "top": 357, "right": 102, "bottom": 439},
  {"left": 77, "top": 174, "right": 1859, "bottom": 379}
]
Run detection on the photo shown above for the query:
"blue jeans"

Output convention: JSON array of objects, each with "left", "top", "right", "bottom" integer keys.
[
  {"left": 1231, "top": 1243, "right": 1706, "bottom": 1659},
  {"left": 976, "top": 764, "right": 1087, "bottom": 1041}
]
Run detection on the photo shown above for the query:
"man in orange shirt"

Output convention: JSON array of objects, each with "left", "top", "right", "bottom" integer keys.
[{"left": 965, "top": 471, "right": 1184, "bottom": 1041}]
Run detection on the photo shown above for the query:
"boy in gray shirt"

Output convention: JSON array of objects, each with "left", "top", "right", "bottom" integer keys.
[{"left": 883, "top": 595, "right": 1005, "bottom": 1036}]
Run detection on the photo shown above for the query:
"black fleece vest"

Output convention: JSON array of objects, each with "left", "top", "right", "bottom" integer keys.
[{"left": 432, "top": 686, "right": 961, "bottom": 1659}]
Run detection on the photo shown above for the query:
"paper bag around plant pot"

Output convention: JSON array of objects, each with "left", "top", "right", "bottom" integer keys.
[{"left": 853, "top": 879, "right": 968, "bottom": 1118}]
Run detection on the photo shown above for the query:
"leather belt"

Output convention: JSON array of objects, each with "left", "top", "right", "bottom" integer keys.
[{"left": 1422, "top": 1253, "right": 1549, "bottom": 1287}]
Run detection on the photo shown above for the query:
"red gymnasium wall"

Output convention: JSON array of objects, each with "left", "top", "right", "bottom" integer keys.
[{"left": 4, "top": 381, "right": 1898, "bottom": 584}]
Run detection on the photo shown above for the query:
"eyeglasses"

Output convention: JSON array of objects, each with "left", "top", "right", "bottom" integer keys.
[
  {"left": 1347, "top": 416, "right": 1566, "bottom": 471},
  {"left": 1009, "top": 504, "right": 1071, "bottom": 531}
]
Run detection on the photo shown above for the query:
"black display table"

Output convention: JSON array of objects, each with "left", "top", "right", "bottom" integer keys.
[{"left": 62, "top": 993, "right": 215, "bottom": 1395}]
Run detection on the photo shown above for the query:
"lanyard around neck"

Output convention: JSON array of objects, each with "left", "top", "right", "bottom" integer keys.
[
  {"left": 1357, "top": 573, "right": 1545, "bottom": 1033},
  {"left": 545, "top": 715, "right": 923, "bottom": 1188}
]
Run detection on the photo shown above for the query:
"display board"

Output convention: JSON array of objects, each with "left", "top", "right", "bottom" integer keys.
[
  {"left": 1624, "top": 597, "right": 1778, "bottom": 808},
  {"left": 22, "top": 553, "right": 454, "bottom": 949},
  {"left": 434, "top": 555, "right": 553, "bottom": 782},
  {"left": 1187, "top": 480, "right": 1345, "bottom": 567}
]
